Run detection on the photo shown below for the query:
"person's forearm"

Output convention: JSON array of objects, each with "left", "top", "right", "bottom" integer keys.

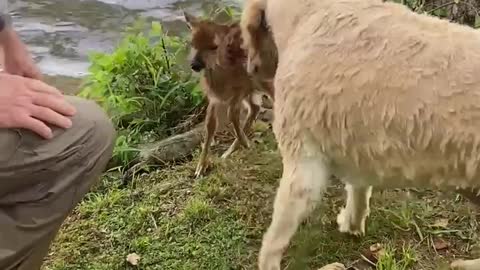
[
  {"left": 0, "top": 0, "right": 14, "bottom": 45},
  {"left": 0, "top": 18, "right": 15, "bottom": 46}
]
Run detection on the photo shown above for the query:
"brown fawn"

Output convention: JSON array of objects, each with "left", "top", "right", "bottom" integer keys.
[{"left": 183, "top": 12, "right": 276, "bottom": 178}]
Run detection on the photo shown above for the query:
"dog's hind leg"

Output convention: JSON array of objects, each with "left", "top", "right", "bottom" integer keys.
[
  {"left": 450, "top": 258, "right": 480, "bottom": 270},
  {"left": 259, "top": 152, "right": 331, "bottom": 270},
  {"left": 336, "top": 184, "right": 372, "bottom": 236},
  {"left": 195, "top": 102, "right": 218, "bottom": 178}
]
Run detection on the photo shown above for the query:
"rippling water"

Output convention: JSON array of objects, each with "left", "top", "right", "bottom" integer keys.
[{"left": 8, "top": 0, "right": 240, "bottom": 91}]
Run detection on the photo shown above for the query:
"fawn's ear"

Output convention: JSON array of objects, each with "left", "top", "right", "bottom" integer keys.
[{"left": 183, "top": 11, "right": 199, "bottom": 29}]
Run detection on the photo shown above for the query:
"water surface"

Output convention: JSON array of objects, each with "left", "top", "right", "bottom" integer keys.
[{"left": 8, "top": 0, "right": 240, "bottom": 92}]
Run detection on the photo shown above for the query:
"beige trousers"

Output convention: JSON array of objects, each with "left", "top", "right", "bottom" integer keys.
[{"left": 0, "top": 95, "right": 116, "bottom": 269}]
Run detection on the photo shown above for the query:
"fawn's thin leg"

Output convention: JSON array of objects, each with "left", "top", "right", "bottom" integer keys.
[
  {"left": 252, "top": 78, "right": 275, "bottom": 104},
  {"left": 221, "top": 137, "right": 242, "bottom": 159},
  {"left": 336, "top": 184, "right": 372, "bottom": 236},
  {"left": 262, "top": 79, "right": 275, "bottom": 102},
  {"left": 259, "top": 153, "right": 331, "bottom": 270},
  {"left": 210, "top": 137, "right": 218, "bottom": 147},
  {"left": 243, "top": 97, "right": 261, "bottom": 136},
  {"left": 221, "top": 99, "right": 255, "bottom": 159},
  {"left": 229, "top": 101, "right": 250, "bottom": 148},
  {"left": 195, "top": 103, "right": 217, "bottom": 178}
]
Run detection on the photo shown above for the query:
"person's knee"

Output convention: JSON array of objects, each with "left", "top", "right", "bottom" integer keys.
[
  {"left": 66, "top": 96, "right": 116, "bottom": 157},
  {"left": 0, "top": 96, "right": 115, "bottom": 206}
]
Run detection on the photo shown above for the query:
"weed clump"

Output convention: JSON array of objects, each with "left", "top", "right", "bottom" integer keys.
[{"left": 79, "top": 20, "right": 204, "bottom": 167}]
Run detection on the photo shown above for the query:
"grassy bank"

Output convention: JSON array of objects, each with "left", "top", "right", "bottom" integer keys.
[
  {"left": 41, "top": 2, "right": 480, "bottom": 269},
  {"left": 42, "top": 123, "right": 479, "bottom": 270}
]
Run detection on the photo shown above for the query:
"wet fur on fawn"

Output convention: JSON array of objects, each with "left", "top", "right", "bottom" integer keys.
[
  {"left": 240, "top": 0, "right": 480, "bottom": 269},
  {"left": 183, "top": 12, "right": 275, "bottom": 178}
]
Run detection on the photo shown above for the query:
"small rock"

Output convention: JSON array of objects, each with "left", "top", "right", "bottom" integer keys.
[
  {"left": 431, "top": 218, "right": 449, "bottom": 228},
  {"left": 126, "top": 253, "right": 141, "bottom": 266}
]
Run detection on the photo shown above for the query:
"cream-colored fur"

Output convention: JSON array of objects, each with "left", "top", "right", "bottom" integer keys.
[
  {"left": 336, "top": 184, "right": 372, "bottom": 236},
  {"left": 451, "top": 259, "right": 480, "bottom": 270},
  {"left": 240, "top": 0, "right": 266, "bottom": 74},
  {"left": 240, "top": 0, "right": 480, "bottom": 269},
  {"left": 317, "top": 263, "right": 346, "bottom": 270}
]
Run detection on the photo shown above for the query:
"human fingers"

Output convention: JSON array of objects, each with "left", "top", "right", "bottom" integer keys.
[
  {"left": 29, "top": 104, "right": 73, "bottom": 130},
  {"left": 32, "top": 92, "right": 77, "bottom": 117},
  {"left": 25, "top": 78, "right": 63, "bottom": 96},
  {"left": 23, "top": 64, "right": 43, "bottom": 81},
  {"left": 16, "top": 114, "right": 53, "bottom": 139}
]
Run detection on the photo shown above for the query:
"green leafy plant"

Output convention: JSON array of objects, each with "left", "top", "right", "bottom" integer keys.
[
  {"left": 376, "top": 244, "right": 417, "bottom": 270},
  {"left": 79, "top": 19, "right": 204, "bottom": 168}
]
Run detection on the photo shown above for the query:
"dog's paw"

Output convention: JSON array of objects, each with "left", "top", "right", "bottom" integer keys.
[
  {"left": 317, "top": 262, "right": 346, "bottom": 270},
  {"left": 450, "top": 259, "right": 480, "bottom": 270},
  {"left": 336, "top": 207, "right": 365, "bottom": 236}
]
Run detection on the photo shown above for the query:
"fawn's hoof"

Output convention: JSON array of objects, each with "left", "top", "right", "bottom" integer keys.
[{"left": 194, "top": 161, "right": 209, "bottom": 178}]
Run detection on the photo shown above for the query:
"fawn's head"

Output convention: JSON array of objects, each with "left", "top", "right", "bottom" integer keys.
[{"left": 183, "top": 12, "right": 233, "bottom": 72}]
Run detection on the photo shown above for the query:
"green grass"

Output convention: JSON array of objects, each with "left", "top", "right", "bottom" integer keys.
[{"left": 43, "top": 126, "right": 480, "bottom": 270}]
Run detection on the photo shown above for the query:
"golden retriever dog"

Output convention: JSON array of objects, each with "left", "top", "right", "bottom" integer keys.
[{"left": 240, "top": 0, "right": 480, "bottom": 269}]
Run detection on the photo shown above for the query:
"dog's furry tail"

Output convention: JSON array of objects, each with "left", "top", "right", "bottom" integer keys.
[{"left": 240, "top": 0, "right": 267, "bottom": 74}]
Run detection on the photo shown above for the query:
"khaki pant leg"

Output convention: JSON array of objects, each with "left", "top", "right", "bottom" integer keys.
[{"left": 0, "top": 96, "right": 116, "bottom": 270}]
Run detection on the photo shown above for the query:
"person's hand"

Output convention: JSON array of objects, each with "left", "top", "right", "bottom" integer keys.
[
  {"left": 0, "top": 73, "right": 76, "bottom": 139},
  {"left": 1, "top": 28, "right": 42, "bottom": 80}
]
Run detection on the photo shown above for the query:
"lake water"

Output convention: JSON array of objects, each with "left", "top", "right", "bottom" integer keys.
[{"left": 8, "top": 0, "right": 241, "bottom": 92}]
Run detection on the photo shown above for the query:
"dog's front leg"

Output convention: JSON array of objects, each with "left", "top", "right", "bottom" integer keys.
[
  {"left": 259, "top": 153, "right": 331, "bottom": 270},
  {"left": 451, "top": 258, "right": 480, "bottom": 270},
  {"left": 336, "top": 184, "right": 372, "bottom": 236},
  {"left": 195, "top": 102, "right": 217, "bottom": 178}
]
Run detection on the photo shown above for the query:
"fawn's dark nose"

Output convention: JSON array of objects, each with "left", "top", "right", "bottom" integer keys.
[
  {"left": 190, "top": 59, "right": 205, "bottom": 72},
  {"left": 253, "top": 64, "right": 259, "bottom": 73}
]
